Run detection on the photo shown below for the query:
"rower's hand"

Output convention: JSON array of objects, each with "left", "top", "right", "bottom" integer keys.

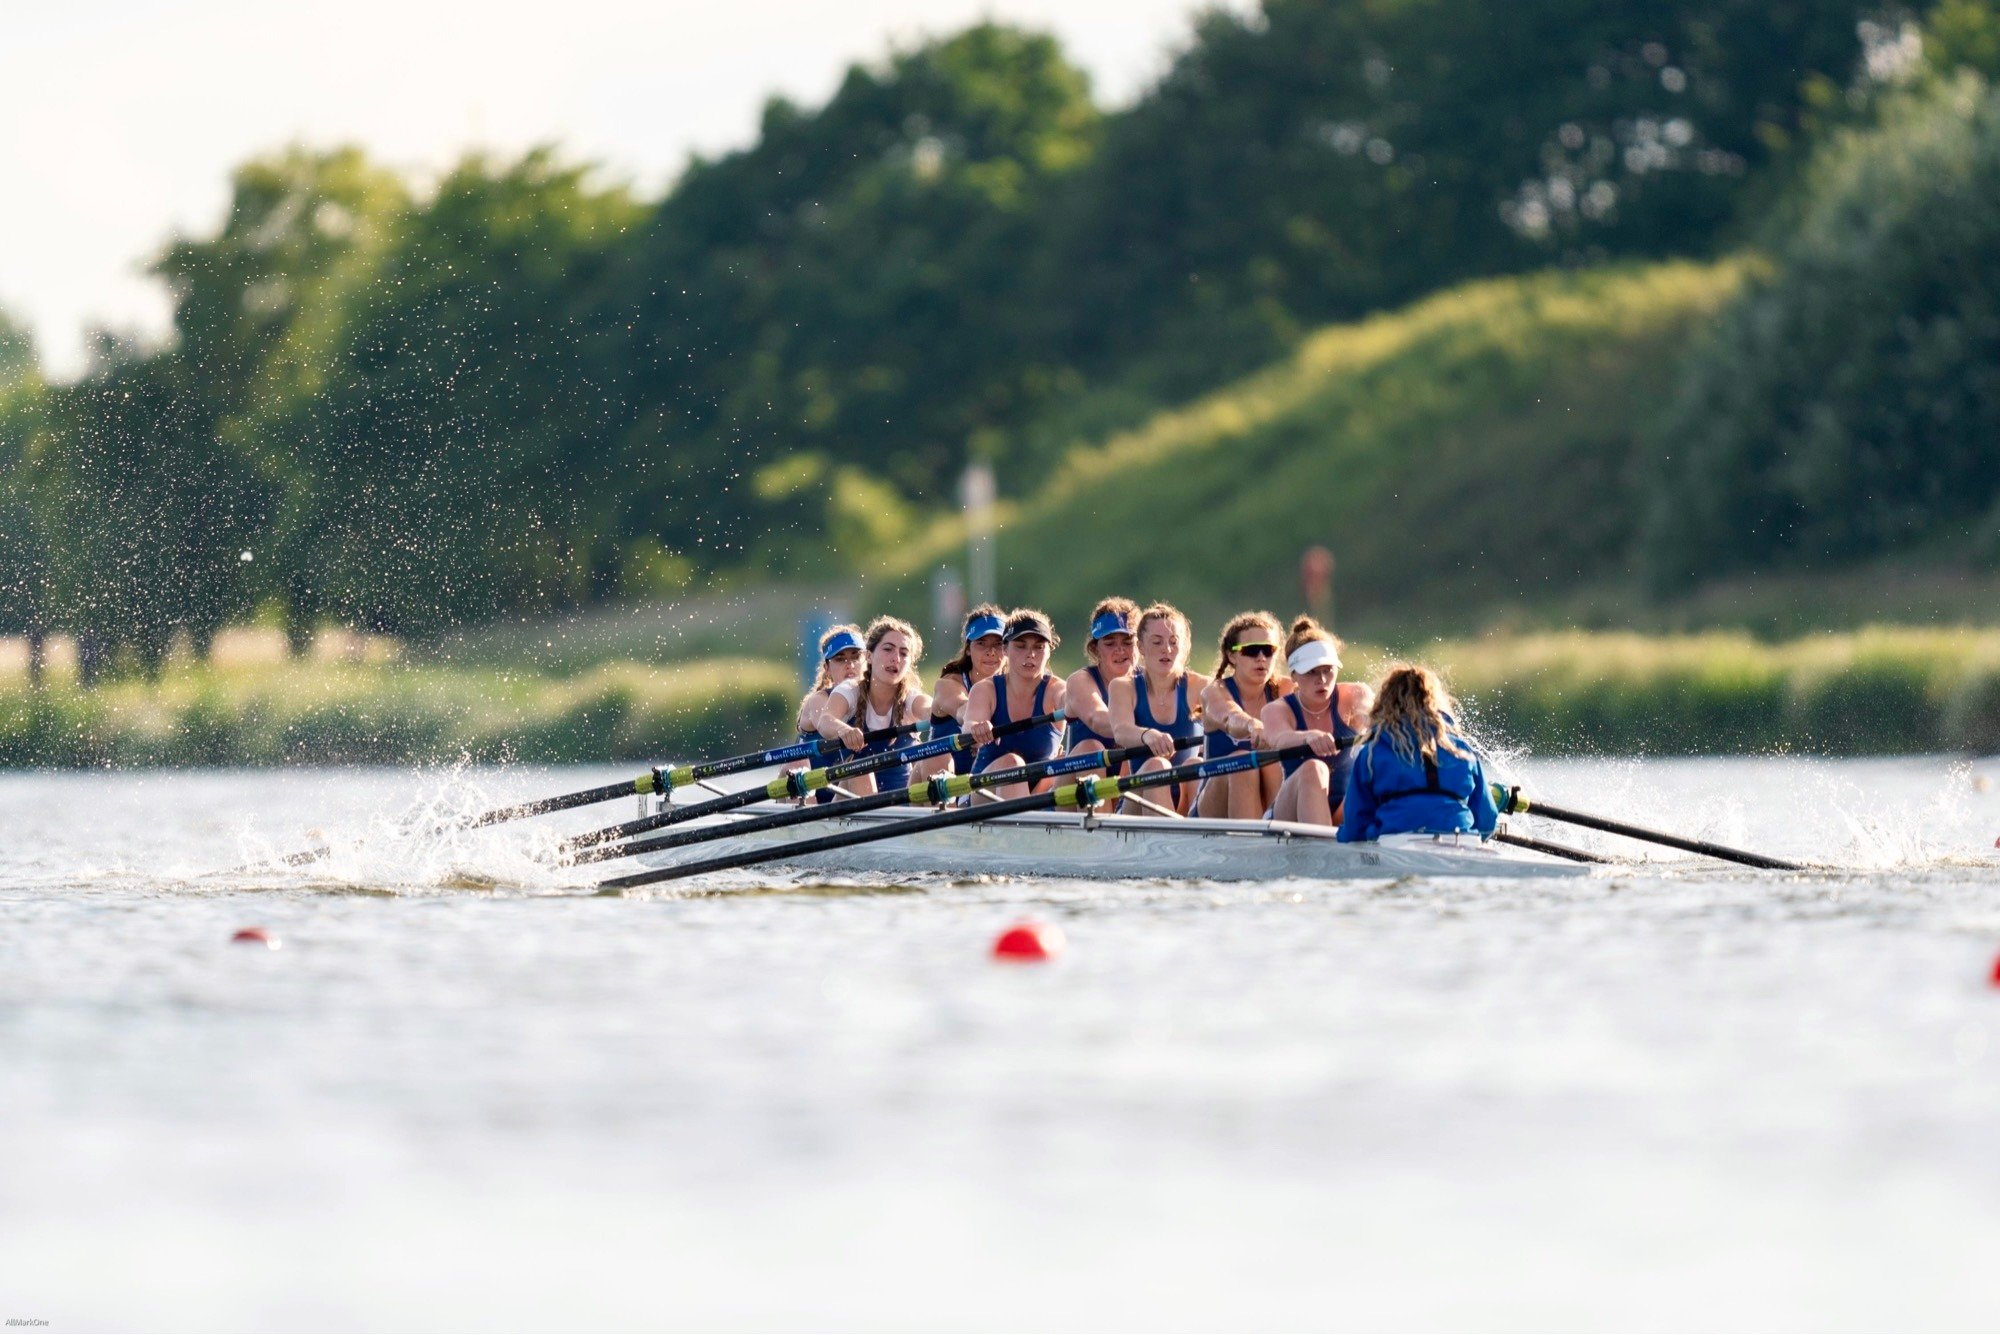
[
  {"left": 841, "top": 724, "right": 867, "bottom": 751},
  {"left": 1145, "top": 728, "right": 1175, "bottom": 758},
  {"left": 967, "top": 718, "right": 994, "bottom": 744},
  {"left": 1307, "top": 730, "right": 1339, "bottom": 758}
]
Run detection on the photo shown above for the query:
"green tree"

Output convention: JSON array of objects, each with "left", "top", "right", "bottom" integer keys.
[
  {"left": 1036, "top": 0, "right": 1907, "bottom": 391},
  {"left": 613, "top": 22, "right": 1100, "bottom": 561},
  {"left": 1644, "top": 73, "right": 2000, "bottom": 582},
  {"left": 242, "top": 149, "right": 644, "bottom": 638}
]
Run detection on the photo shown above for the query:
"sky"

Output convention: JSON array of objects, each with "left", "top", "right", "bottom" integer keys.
[{"left": 1, "top": 0, "right": 1245, "bottom": 380}]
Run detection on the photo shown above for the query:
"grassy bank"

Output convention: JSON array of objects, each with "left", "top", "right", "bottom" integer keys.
[
  {"left": 1420, "top": 627, "right": 2000, "bottom": 757},
  {"left": 0, "top": 659, "right": 792, "bottom": 768},
  {"left": 874, "top": 260, "right": 1747, "bottom": 638},
  {"left": 3, "top": 626, "right": 1996, "bottom": 767}
]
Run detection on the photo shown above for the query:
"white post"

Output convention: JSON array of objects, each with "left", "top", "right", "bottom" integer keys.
[{"left": 961, "top": 461, "right": 996, "bottom": 605}]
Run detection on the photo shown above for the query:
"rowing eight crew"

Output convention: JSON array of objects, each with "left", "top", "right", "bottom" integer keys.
[{"left": 797, "top": 604, "right": 1499, "bottom": 844}]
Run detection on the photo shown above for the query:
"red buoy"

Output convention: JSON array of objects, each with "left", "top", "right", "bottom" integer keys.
[
  {"left": 993, "top": 920, "right": 1064, "bottom": 962},
  {"left": 1990, "top": 952, "right": 2000, "bottom": 987},
  {"left": 231, "top": 927, "right": 278, "bottom": 948}
]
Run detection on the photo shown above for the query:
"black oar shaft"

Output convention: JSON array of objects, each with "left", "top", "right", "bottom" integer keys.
[
  {"left": 1491, "top": 829, "right": 1610, "bottom": 864},
  {"left": 461, "top": 722, "right": 921, "bottom": 830},
  {"left": 598, "top": 743, "right": 1306, "bottom": 891},
  {"left": 562, "top": 711, "right": 1066, "bottom": 853},
  {"left": 578, "top": 742, "right": 1165, "bottom": 865},
  {"left": 1501, "top": 789, "right": 1800, "bottom": 870}
]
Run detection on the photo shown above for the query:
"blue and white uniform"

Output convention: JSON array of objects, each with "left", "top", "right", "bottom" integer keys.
[
  {"left": 1130, "top": 669, "right": 1199, "bottom": 806},
  {"left": 1278, "top": 693, "right": 1361, "bottom": 820},
  {"left": 1338, "top": 723, "right": 1498, "bottom": 842},
  {"left": 974, "top": 673, "right": 1059, "bottom": 772},
  {"left": 930, "top": 670, "right": 974, "bottom": 776},
  {"left": 832, "top": 681, "right": 918, "bottom": 793}
]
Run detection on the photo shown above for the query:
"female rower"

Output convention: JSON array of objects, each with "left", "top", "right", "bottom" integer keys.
[
  {"left": 817, "top": 616, "right": 931, "bottom": 798},
  {"left": 1062, "top": 597, "right": 1140, "bottom": 773},
  {"left": 790, "top": 623, "right": 864, "bottom": 803},
  {"left": 1259, "top": 616, "right": 1373, "bottom": 826},
  {"left": 1109, "top": 603, "right": 1211, "bottom": 816},
  {"left": 1339, "top": 664, "right": 1499, "bottom": 842},
  {"left": 923, "top": 603, "right": 1005, "bottom": 779},
  {"left": 964, "top": 609, "right": 1067, "bottom": 799},
  {"left": 1197, "top": 610, "right": 1289, "bottom": 819}
]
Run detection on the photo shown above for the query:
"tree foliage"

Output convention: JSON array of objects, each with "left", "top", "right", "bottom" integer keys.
[
  {"left": 1644, "top": 73, "right": 2000, "bottom": 583},
  {"left": 13, "top": 4, "right": 1955, "bottom": 669}
]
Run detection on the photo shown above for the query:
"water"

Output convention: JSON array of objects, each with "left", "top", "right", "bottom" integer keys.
[{"left": 5, "top": 756, "right": 2000, "bottom": 1330}]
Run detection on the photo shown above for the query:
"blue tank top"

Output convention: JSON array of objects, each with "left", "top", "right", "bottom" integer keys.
[
  {"left": 974, "top": 673, "right": 1058, "bottom": 772},
  {"left": 1065, "top": 666, "right": 1116, "bottom": 752},
  {"left": 1205, "top": 677, "right": 1275, "bottom": 761},
  {"left": 930, "top": 670, "right": 974, "bottom": 776},
  {"left": 1280, "top": 692, "right": 1361, "bottom": 815},
  {"left": 1133, "top": 670, "right": 1199, "bottom": 767}
]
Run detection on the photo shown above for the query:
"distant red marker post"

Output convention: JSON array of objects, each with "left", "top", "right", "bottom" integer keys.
[{"left": 1301, "top": 545, "right": 1335, "bottom": 624}]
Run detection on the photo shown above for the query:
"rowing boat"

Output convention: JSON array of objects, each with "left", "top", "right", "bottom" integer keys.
[{"left": 630, "top": 804, "right": 1592, "bottom": 882}]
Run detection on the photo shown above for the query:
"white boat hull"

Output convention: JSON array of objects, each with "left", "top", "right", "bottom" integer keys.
[{"left": 635, "top": 806, "right": 1590, "bottom": 883}]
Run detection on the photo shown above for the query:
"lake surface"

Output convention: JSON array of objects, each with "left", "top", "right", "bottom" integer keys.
[{"left": 5, "top": 755, "right": 2000, "bottom": 1330}]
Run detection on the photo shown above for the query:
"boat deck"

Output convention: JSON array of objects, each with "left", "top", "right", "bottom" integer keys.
[{"left": 635, "top": 805, "right": 1592, "bottom": 882}]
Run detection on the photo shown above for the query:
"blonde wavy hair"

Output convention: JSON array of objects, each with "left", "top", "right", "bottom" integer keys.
[{"left": 1370, "top": 663, "right": 1470, "bottom": 764}]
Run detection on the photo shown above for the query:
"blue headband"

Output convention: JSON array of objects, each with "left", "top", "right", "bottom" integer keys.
[
  {"left": 821, "top": 629, "right": 864, "bottom": 662},
  {"left": 1088, "top": 610, "right": 1134, "bottom": 642},
  {"left": 963, "top": 612, "right": 1005, "bottom": 643}
]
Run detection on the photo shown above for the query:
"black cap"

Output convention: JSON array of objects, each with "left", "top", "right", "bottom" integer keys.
[{"left": 1002, "top": 611, "right": 1058, "bottom": 646}]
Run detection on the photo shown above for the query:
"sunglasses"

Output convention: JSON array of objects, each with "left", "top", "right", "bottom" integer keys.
[{"left": 1230, "top": 643, "right": 1278, "bottom": 658}]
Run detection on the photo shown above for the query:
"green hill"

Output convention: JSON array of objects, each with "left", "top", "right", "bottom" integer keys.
[{"left": 876, "top": 260, "right": 1747, "bottom": 638}]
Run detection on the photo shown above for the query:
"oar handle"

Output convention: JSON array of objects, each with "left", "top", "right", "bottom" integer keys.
[{"left": 1495, "top": 785, "right": 1800, "bottom": 870}]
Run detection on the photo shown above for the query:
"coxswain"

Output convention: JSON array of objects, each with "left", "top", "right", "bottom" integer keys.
[{"left": 1339, "top": 664, "right": 1499, "bottom": 842}]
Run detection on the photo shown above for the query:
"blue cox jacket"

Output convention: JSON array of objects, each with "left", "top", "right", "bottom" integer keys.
[{"left": 1337, "top": 726, "right": 1500, "bottom": 842}]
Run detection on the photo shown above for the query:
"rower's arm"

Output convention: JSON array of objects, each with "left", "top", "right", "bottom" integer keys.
[
  {"left": 1066, "top": 669, "right": 1115, "bottom": 738},
  {"left": 1201, "top": 678, "right": 1261, "bottom": 741},
  {"left": 1337, "top": 682, "right": 1375, "bottom": 731},
  {"left": 962, "top": 677, "right": 997, "bottom": 742},
  {"left": 932, "top": 674, "right": 968, "bottom": 720},
  {"left": 1259, "top": 697, "right": 1308, "bottom": 748},
  {"left": 816, "top": 683, "right": 862, "bottom": 747},
  {"left": 796, "top": 688, "right": 829, "bottom": 734},
  {"left": 1108, "top": 677, "right": 1151, "bottom": 749}
]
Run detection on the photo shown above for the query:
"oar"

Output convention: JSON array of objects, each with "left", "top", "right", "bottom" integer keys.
[
  {"left": 572, "top": 738, "right": 1183, "bottom": 866},
  {"left": 461, "top": 722, "right": 923, "bottom": 829},
  {"left": 558, "top": 710, "right": 1067, "bottom": 854},
  {"left": 253, "top": 723, "right": 923, "bottom": 870},
  {"left": 595, "top": 743, "right": 1314, "bottom": 892},
  {"left": 1491, "top": 829, "right": 1610, "bottom": 864},
  {"left": 1494, "top": 785, "right": 1801, "bottom": 870}
]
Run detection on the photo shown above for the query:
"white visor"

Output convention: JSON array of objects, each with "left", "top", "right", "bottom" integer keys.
[{"left": 1287, "top": 639, "right": 1340, "bottom": 676}]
